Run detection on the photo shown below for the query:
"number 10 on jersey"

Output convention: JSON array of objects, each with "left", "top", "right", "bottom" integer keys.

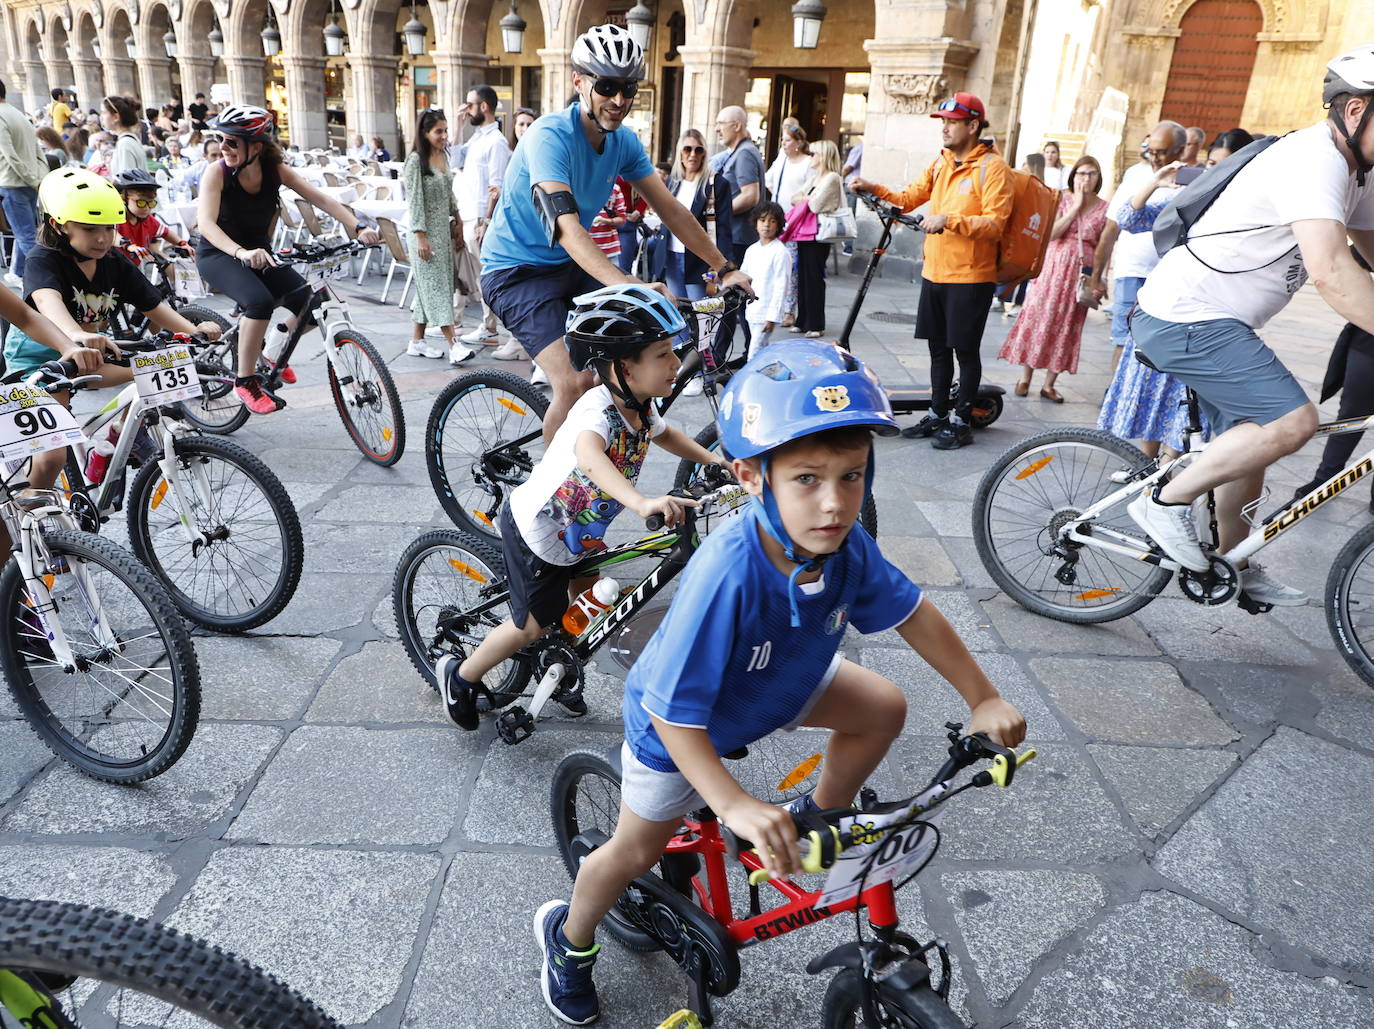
[{"left": 133, "top": 346, "right": 204, "bottom": 405}]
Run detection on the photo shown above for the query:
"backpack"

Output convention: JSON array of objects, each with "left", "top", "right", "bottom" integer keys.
[
  {"left": 1151, "top": 134, "right": 1281, "bottom": 258},
  {"left": 958, "top": 154, "right": 1059, "bottom": 285}
]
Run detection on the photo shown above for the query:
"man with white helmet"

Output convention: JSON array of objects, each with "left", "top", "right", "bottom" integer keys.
[
  {"left": 480, "top": 23, "right": 753, "bottom": 441},
  {"left": 1127, "top": 44, "right": 1374, "bottom": 606}
]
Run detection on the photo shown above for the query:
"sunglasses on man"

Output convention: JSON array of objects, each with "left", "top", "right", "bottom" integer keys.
[
  {"left": 591, "top": 78, "right": 639, "bottom": 99},
  {"left": 936, "top": 98, "right": 980, "bottom": 119}
]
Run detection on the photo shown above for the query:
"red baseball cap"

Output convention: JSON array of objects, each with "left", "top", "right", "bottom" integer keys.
[{"left": 931, "top": 92, "right": 986, "bottom": 121}]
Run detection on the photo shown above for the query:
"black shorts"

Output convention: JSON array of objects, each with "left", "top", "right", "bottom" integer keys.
[
  {"left": 914, "top": 279, "right": 997, "bottom": 350},
  {"left": 481, "top": 262, "right": 600, "bottom": 359},
  {"left": 499, "top": 502, "right": 574, "bottom": 629}
]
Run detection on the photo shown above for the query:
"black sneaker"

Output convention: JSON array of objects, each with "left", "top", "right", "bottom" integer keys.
[
  {"left": 534, "top": 900, "right": 600, "bottom": 1025},
  {"left": 901, "top": 414, "right": 948, "bottom": 439},
  {"left": 932, "top": 421, "right": 974, "bottom": 450}
]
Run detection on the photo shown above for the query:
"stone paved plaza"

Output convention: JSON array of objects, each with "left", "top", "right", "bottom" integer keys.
[{"left": 2, "top": 262, "right": 1373, "bottom": 1028}]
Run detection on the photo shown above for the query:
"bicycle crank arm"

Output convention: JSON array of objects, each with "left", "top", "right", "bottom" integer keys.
[{"left": 525, "top": 661, "right": 566, "bottom": 720}]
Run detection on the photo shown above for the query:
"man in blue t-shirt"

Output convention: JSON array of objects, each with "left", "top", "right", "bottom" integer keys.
[
  {"left": 481, "top": 24, "right": 753, "bottom": 441},
  {"left": 533, "top": 342, "right": 1027, "bottom": 1025}
]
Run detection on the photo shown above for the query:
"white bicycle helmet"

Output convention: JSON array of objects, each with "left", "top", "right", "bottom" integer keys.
[
  {"left": 571, "top": 24, "right": 645, "bottom": 80},
  {"left": 1323, "top": 44, "right": 1374, "bottom": 185}
]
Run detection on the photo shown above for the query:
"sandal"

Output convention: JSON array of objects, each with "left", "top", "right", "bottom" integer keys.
[
  {"left": 1014, "top": 380, "right": 1030, "bottom": 397},
  {"left": 1040, "top": 387, "right": 1064, "bottom": 404}
]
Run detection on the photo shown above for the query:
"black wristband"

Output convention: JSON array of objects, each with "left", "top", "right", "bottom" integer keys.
[{"left": 716, "top": 260, "right": 738, "bottom": 278}]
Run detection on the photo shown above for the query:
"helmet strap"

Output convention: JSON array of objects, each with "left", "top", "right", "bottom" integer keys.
[
  {"left": 603, "top": 358, "right": 652, "bottom": 420},
  {"left": 1331, "top": 97, "right": 1374, "bottom": 187}
]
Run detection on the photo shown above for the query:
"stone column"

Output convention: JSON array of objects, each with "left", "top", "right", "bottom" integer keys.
[
  {"left": 279, "top": 54, "right": 328, "bottom": 149},
  {"left": 677, "top": 43, "right": 756, "bottom": 151},
  {"left": 431, "top": 48, "right": 488, "bottom": 126},
  {"left": 536, "top": 46, "right": 571, "bottom": 117},
  {"left": 20, "top": 60, "right": 48, "bottom": 112},
  {"left": 103, "top": 57, "right": 138, "bottom": 98},
  {"left": 223, "top": 54, "right": 268, "bottom": 108},
  {"left": 178, "top": 55, "right": 216, "bottom": 105},
  {"left": 70, "top": 58, "right": 104, "bottom": 113},
  {"left": 137, "top": 56, "right": 176, "bottom": 110},
  {"left": 349, "top": 54, "right": 399, "bottom": 154}
]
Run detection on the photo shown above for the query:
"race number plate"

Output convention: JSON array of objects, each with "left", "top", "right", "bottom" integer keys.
[
  {"left": 0, "top": 383, "right": 86, "bottom": 462},
  {"left": 815, "top": 786, "right": 947, "bottom": 908},
  {"left": 133, "top": 345, "right": 204, "bottom": 405}
]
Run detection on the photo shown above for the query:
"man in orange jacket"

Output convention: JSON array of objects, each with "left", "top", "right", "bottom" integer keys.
[{"left": 852, "top": 93, "right": 1014, "bottom": 449}]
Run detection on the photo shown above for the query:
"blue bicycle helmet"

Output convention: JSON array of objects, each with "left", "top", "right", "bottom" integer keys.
[
  {"left": 566, "top": 283, "right": 687, "bottom": 413},
  {"left": 716, "top": 341, "right": 898, "bottom": 625}
]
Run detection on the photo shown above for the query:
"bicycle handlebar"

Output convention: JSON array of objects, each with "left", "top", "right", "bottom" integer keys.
[
  {"left": 644, "top": 467, "right": 741, "bottom": 530},
  {"left": 678, "top": 285, "right": 748, "bottom": 318},
  {"left": 856, "top": 190, "right": 923, "bottom": 230},
  {"left": 274, "top": 239, "right": 379, "bottom": 266}
]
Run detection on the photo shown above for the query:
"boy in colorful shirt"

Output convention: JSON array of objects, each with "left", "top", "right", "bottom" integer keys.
[
  {"left": 533, "top": 341, "right": 1027, "bottom": 1025},
  {"left": 439, "top": 284, "right": 730, "bottom": 730}
]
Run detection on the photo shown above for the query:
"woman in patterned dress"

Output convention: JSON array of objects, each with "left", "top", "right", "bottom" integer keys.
[
  {"left": 403, "top": 109, "right": 465, "bottom": 361},
  {"left": 998, "top": 156, "right": 1108, "bottom": 401}
]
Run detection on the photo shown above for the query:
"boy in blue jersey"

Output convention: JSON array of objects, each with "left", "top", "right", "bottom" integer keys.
[
  {"left": 480, "top": 23, "right": 752, "bottom": 443},
  {"left": 535, "top": 341, "right": 1027, "bottom": 1025}
]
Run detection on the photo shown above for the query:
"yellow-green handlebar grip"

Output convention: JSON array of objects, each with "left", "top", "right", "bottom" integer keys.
[
  {"left": 744, "top": 827, "right": 843, "bottom": 885},
  {"left": 989, "top": 747, "right": 1037, "bottom": 787}
]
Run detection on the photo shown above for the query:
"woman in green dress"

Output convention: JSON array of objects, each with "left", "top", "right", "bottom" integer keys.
[{"left": 404, "top": 109, "right": 472, "bottom": 363}]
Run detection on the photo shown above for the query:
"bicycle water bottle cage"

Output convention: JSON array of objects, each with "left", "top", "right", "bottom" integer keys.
[{"left": 496, "top": 705, "right": 536, "bottom": 745}]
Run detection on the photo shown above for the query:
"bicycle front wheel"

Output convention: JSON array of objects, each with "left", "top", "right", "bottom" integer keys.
[
  {"left": 0, "top": 897, "right": 342, "bottom": 1028},
  {"left": 1326, "top": 521, "right": 1374, "bottom": 690},
  {"left": 973, "top": 428, "right": 1171, "bottom": 623},
  {"left": 822, "top": 969, "right": 965, "bottom": 1028},
  {"left": 328, "top": 328, "right": 405, "bottom": 466},
  {"left": 0, "top": 529, "right": 201, "bottom": 783},
  {"left": 177, "top": 305, "right": 250, "bottom": 435},
  {"left": 426, "top": 370, "right": 548, "bottom": 540},
  {"left": 126, "top": 435, "right": 304, "bottom": 632},
  {"left": 392, "top": 529, "right": 529, "bottom": 705}
]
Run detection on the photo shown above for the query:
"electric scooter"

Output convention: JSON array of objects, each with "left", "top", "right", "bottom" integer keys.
[{"left": 835, "top": 192, "right": 1005, "bottom": 429}]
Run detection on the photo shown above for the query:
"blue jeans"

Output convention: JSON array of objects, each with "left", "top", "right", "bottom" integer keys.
[
  {"left": 665, "top": 251, "right": 707, "bottom": 302},
  {"left": 0, "top": 187, "right": 38, "bottom": 277}
]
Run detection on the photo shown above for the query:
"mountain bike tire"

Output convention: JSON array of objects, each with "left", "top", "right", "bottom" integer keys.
[
  {"left": 0, "top": 897, "right": 342, "bottom": 1028},
  {"left": 126, "top": 435, "right": 304, "bottom": 632},
  {"left": 328, "top": 328, "right": 405, "bottom": 466},
  {"left": 972, "top": 427, "right": 1171, "bottom": 623},
  {"left": 671, "top": 422, "right": 879, "bottom": 538},
  {"left": 0, "top": 529, "right": 201, "bottom": 784},
  {"left": 549, "top": 750, "right": 663, "bottom": 953},
  {"left": 426, "top": 370, "right": 549, "bottom": 542},
  {"left": 822, "top": 969, "right": 966, "bottom": 1028},
  {"left": 176, "top": 305, "right": 250, "bottom": 435},
  {"left": 1326, "top": 520, "right": 1374, "bottom": 690},
  {"left": 392, "top": 529, "right": 530, "bottom": 705}
]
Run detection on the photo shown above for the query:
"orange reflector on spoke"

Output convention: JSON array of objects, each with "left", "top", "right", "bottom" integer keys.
[
  {"left": 473, "top": 510, "right": 494, "bottom": 527},
  {"left": 777, "top": 753, "right": 823, "bottom": 792},
  {"left": 1015, "top": 456, "right": 1053, "bottom": 480},
  {"left": 1075, "top": 588, "right": 1121, "bottom": 600},
  {"left": 497, "top": 397, "right": 528, "bottom": 416},
  {"left": 382, "top": 427, "right": 393, "bottom": 442},
  {"left": 150, "top": 480, "right": 169, "bottom": 510},
  {"left": 42, "top": 574, "right": 54, "bottom": 590},
  {"left": 448, "top": 558, "right": 488, "bottom": 584}
]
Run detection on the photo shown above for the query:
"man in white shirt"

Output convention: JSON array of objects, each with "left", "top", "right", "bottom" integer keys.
[
  {"left": 455, "top": 84, "right": 517, "bottom": 355},
  {"left": 1126, "top": 46, "right": 1374, "bottom": 607},
  {"left": 1042, "top": 141, "right": 1070, "bottom": 191},
  {"left": 1086, "top": 121, "right": 1186, "bottom": 373}
]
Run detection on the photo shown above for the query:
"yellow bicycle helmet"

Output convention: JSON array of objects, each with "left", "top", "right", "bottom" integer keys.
[{"left": 38, "top": 168, "right": 127, "bottom": 225}]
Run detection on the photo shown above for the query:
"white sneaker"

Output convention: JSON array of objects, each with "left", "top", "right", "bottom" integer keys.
[
  {"left": 1239, "top": 563, "right": 1308, "bottom": 606},
  {"left": 490, "top": 338, "right": 526, "bottom": 361},
  {"left": 460, "top": 327, "right": 500, "bottom": 345},
  {"left": 1109, "top": 468, "right": 1134, "bottom": 484},
  {"left": 3, "top": 272, "right": 21, "bottom": 289},
  {"left": 406, "top": 340, "right": 446, "bottom": 359},
  {"left": 531, "top": 365, "right": 549, "bottom": 388},
  {"left": 1127, "top": 489, "right": 1209, "bottom": 572},
  {"left": 448, "top": 343, "right": 477, "bottom": 366},
  {"left": 680, "top": 376, "right": 704, "bottom": 397}
]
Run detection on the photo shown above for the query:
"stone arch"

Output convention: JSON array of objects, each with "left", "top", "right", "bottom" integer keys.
[
  {"left": 181, "top": 0, "right": 219, "bottom": 58},
  {"left": 1158, "top": 0, "right": 1277, "bottom": 32},
  {"left": 284, "top": 0, "right": 329, "bottom": 55},
  {"left": 225, "top": 0, "right": 270, "bottom": 58},
  {"left": 105, "top": 5, "right": 134, "bottom": 61},
  {"left": 140, "top": 1, "right": 181, "bottom": 107},
  {"left": 445, "top": 0, "right": 499, "bottom": 54},
  {"left": 70, "top": 10, "right": 104, "bottom": 108},
  {"left": 46, "top": 14, "right": 75, "bottom": 94},
  {"left": 348, "top": 0, "right": 405, "bottom": 58}
]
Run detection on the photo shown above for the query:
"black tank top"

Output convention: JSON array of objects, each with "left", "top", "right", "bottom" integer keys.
[{"left": 201, "top": 160, "right": 281, "bottom": 254}]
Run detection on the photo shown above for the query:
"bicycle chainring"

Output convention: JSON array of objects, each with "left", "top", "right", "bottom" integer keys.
[
  {"left": 530, "top": 638, "right": 585, "bottom": 709},
  {"left": 67, "top": 490, "right": 101, "bottom": 533},
  {"left": 1177, "top": 555, "right": 1238, "bottom": 606}
]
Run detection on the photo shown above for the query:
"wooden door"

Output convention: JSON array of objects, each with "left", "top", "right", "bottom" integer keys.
[{"left": 1161, "top": 0, "right": 1263, "bottom": 139}]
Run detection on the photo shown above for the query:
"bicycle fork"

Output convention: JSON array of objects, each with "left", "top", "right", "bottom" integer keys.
[
  {"left": 15, "top": 516, "right": 117, "bottom": 670},
  {"left": 152, "top": 424, "right": 227, "bottom": 555}
]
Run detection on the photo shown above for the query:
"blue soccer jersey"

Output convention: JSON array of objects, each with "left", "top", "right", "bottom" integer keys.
[
  {"left": 623, "top": 506, "right": 923, "bottom": 772},
  {"left": 481, "top": 103, "right": 655, "bottom": 274}
]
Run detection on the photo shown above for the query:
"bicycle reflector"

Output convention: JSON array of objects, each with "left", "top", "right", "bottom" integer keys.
[{"left": 777, "top": 753, "right": 823, "bottom": 792}]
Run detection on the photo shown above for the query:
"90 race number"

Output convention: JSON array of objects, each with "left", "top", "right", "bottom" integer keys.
[
  {"left": 0, "top": 384, "right": 85, "bottom": 462},
  {"left": 14, "top": 407, "right": 61, "bottom": 437}
]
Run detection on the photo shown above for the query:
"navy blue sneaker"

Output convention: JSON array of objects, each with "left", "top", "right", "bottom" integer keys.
[{"left": 534, "top": 900, "right": 600, "bottom": 1025}]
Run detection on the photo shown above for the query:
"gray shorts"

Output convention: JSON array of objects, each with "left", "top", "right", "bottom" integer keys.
[
  {"left": 619, "top": 654, "right": 842, "bottom": 823},
  {"left": 1130, "top": 308, "right": 1311, "bottom": 435}
]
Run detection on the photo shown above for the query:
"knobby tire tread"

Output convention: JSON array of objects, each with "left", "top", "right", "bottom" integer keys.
[
  {"left": 822, "top": 969, "right": 966, "bottom": 1029},
  {"left": 1326, "top": 521, "right": 1374, "bottom": 689}
]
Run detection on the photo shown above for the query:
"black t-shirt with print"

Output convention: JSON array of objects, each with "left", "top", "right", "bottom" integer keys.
[{"left": 21, "top": 244, "right": 162, "bottom": 327}]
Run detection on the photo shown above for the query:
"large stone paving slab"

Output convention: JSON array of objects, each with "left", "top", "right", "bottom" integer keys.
[
  {"left": 256, "top": 572, "right": 390, "bottom": 635},
  {"left": 314, "top": 484, "right": 445, "bottom": 524},
  {"left": 3, "top": 723, "right": 282, "bottom": 837},
  {"left": 1154, "top": 727, "right": 1374, "bottom": 979},
  {"left": 0, "top": 844, "right": 177, "bottom": 917},
  {"left": 307, "top": 641, "right": 443, "bottom": 723},
  {"left": 1133, "top": 598, "right": 1317, "bottom": 667},
  {"left": 0, "top": 723, "right": 52, "bottom": 805},
  {"left": 168, "top": 846, "right": 438, "bottom": 1026},
  {"left": 301, "top": 521, "right": 424, "bottom": 574},
  {"left": 1086, "top": 744, "right": 1237, "bottom": 837},
  {"left": 194, "top": 635, "right": 343, "bottom": 720},
  {"left": 230, "top": 725, "right": 471, "bottom": 845},
  {"left": 1030, "top": 657, "right": 1238, "bottom": 746},
  {"left": 879, "top": 535, "right": 962, "bottom": 588},
  {"left": 1017, "top": 891, "right": 1370, "bottom": 1027},
  {"left": 979, "top": 593, "right": 1161, "bottom": 657}
]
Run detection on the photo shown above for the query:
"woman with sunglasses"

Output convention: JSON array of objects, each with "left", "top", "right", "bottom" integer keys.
[
  {"left": 663, "top": 128, "right": 733, "bottom": 302},
  {"left": 194, "top": 104, "right": 379, "bottom": 416}
]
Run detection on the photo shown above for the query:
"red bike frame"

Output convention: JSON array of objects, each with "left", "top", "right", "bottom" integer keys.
[{"left": 664, "top": 811, "right": 901, "bottom": 946}]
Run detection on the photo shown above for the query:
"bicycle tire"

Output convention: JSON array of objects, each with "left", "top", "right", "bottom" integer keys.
[
  {"left": 426, "top": 370, "right": 549, "bottom": 541},
  {"left": 176, "top": 305, "right": 250, "bottom": 436},
  {"left": 549, "top": 750, "right": 663, "bottom": 953},
  {"left": 972, "top": 427, "right": 1171, "bottom": 623},
  {"left": 126, "top": 435, "right": 304, "bottom": 632},
  {"left": 0, "top": 897, "right": 342, "bottom": 1028},
  {"left": 671, "top": 422, "right": 879, "bottom": 538},
  {"left": 328, "top": 328, "right": 406, "bottom": 466},
  {"left": 392, "top": 529, "right": 530, "bottom": 705},
  {"left": 1326, "top": 521, "right": 1374, "bottom": 690},
  {"left": 0, "top": 529, "right": 201, "bottom": 784},
  {"left": 822, "top": 969, "right": 966, "bottom": 1028}
]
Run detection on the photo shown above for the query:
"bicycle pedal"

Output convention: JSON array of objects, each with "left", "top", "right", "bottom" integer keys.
[
  {"left": 1237, "top": 592, "right": 1274, "bottom": 616},
  {"left": 496, "top": 706, "right": 535, "bottom": 745}
]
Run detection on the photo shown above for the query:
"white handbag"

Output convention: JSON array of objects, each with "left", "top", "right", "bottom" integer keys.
[{"left": 816, "top": 207, "right": 856, "bottom": 244}]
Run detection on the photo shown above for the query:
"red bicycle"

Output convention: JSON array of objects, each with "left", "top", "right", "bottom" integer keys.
[{"left": 551, "top": 724, "right": 1035, "bottom": 1027}]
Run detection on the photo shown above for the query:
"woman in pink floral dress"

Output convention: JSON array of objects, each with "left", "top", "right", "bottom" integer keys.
[{"left": 998, "top": 156, "right": 1108, "bottom": 402}]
